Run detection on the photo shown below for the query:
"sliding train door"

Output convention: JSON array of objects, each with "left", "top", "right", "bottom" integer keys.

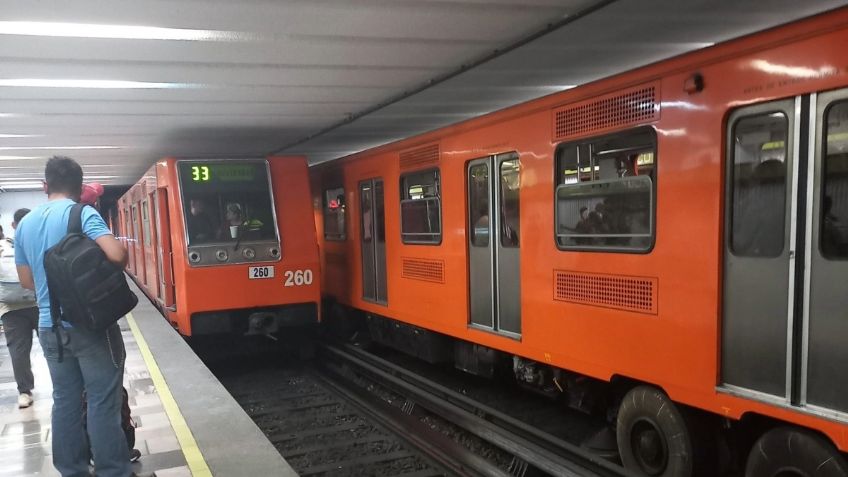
[
  {"left": 806, "top": 88, "right": 848, "bottom": 414},
  {"left": 467, "top": 153, "right": 521, "bottom": 337},
  {"left": 722, "top": 100, "right": 795, "bottom": 398},
  {"left": 359, "top": 178, "right": 387, "bottom": 304},
  {"left": 723, "top": 91, "right": 848, "bottom": 418}
]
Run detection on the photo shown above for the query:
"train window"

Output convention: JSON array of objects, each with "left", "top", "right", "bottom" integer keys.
[
  {"left": 555, "top": 127, "right": 656, "bottom": 252},
  {"left": 323, "top": 187, "right": 346, "bottom": 241},
  {"left": 400, "top": 169, "right": 442, "bottom": 244},
  {"left": 729, "top": 113, "right": 788, "bottom": 258},
  {"left": 469, "top": 164, "right": 490, "bottom": 247},
  {"left": 821, "top": 101, "right": 848, "bottom": 259},
  {"left": 142, "top": 200, "right": 152, "bottom": 246},
  {"left": 177, "top": 161, "right": 277, "bottom": 245},
  {"left": 500, "top": 159, "right": 520, "bottom": 247}
]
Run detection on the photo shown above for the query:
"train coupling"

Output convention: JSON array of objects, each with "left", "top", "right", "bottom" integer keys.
[{"left": 245, "top": 311, "right": 280, "bottom": 341}]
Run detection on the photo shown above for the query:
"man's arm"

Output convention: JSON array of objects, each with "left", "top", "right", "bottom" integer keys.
[
  {"left": 95, "top": 235, "right": 128, "bottom": 267},
  {"left": 82, "top": 206, "right": 128, "bottom": 267},
  {"left": 16, "top": 265, "right": 34, "bottom": 290}
]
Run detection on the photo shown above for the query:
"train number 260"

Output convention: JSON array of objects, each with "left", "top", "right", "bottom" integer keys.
[{"left": 284, "top": 269, "right": 314, "bottom": 287}]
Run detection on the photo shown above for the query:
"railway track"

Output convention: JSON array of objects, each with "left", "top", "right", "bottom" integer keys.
[
  {"left": 213, "top": 344, "right": 636, "bottom": 477},
  {"left": 321, "top": 343, "right": 635, "bottom": 477}
]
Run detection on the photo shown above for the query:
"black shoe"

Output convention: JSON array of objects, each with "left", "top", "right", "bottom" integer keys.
[{"left": 129, "top": 448, "right": 142, "bottom": 462}]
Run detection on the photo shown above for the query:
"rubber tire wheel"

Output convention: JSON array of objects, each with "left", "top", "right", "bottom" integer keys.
[
  {"left": 745, "top": 427, "right": 848, "bottom": 477},
  {"left": 617, "top": 386, "right": 696, "bottom": 477}
]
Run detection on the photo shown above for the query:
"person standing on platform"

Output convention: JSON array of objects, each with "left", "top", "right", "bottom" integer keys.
[
  {"left": 0, "top": 208, "right": 39, "bottom": 408},
  {"left": 15, "top": 156, "right": 132, "bottom": 477}
]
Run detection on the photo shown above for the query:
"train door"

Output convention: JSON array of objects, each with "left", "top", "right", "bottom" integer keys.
[
  {"left": 154, "top": 188, "right": 176, "bottom": 308},
  {"left": 142, "top": 197, "right": 157, "bottom": 289},
  {"left": 132, "top": 203, "right": 146, "bottom": 283},
  {"left": 466, "top": 153, "right": 521, "bottom": 337},
  {"left": 125, "top": 206, "right": 135, "bottom": 272},
  {"left": 359, "top": 178, "right": 388, "bottom": 304},
  {"left": 806, "top": 89, "right": 848, "bottom": 414},
  {"left": 723, "top": 92, "right": 848, "bottom": 415}
]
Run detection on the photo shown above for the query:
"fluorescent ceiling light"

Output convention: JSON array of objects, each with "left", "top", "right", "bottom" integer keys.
[
  {"left": 0, "top": 155, "right": 44, "bottom": 160},
  {"left": 0, "top": 79, "right": 201, "bottom": 89},
  {"left": 0, "top": 145, "right": 123, "bottom": 150},
  {"left": 0, "top": 133, "right": 41, "bottom": 138},
  {"left": 0, "top": 113, "right": 21, "bottom": 118},
  {"left": 0, "top": 21, "right": 249, "bottom": 42}
]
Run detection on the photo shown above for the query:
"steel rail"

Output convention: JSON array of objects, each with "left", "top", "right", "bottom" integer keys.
[{"left": 315, "top": 366, "right": 511, "bottom": 477}]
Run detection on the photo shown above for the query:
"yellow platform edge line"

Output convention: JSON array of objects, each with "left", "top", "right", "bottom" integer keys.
[{"left": 126, "top": 312, "right": 213, "bottom": 477}]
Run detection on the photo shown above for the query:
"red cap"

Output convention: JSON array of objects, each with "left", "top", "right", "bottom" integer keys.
[{"left": 80, "top": 182, "right": 104, "bottom": 205}]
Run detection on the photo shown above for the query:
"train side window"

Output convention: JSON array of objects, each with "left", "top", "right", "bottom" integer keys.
[
  {"left": 729, "top": 113, "right": 788, "bottom": 258},
  {"left": 821, "top": 101, "right": 848, "bottom": 259},
  {"left": 500, "top": 158, "right": 520, "bottom": 247},
  {"left": 555, "top": 127, "right": 656, "bottom": 252},
  {"left": 469, "top": 164, "right": 490, "bottom": 247},
  {"left": 400, "top": 168, "right": 442, "bottom": 244},
  {"left": 323, "top": 187, "right": 346, "bottom": 241},
  {"left": 142, "top": 200, "right": 152, "bottom": 246}
]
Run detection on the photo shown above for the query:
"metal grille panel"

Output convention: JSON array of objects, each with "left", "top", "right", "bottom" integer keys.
[
  {"left": 399, "top": 143, "right": 440, "bottom": 169},
  {"left": 402, "top": 257, "right": 445, "bottom": 283},
  {"left": 553, "top": 84, "right": 659, "bottom": 140},
  {"left": 554, "top": 270, "right": 657, "bottom": 314}
]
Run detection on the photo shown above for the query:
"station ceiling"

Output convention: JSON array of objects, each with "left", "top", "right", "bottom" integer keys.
[{"left": 0, "top": 0, "right": 845, "bottom": 190}]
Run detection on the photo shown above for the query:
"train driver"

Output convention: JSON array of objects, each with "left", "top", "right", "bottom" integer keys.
[{"left": 188, "top": 198, "right": 217, "bottom": 243}]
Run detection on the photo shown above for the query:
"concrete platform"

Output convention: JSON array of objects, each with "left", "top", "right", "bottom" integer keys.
[{"left": 0, "top": 282, "right": 297, "bottom": 477}]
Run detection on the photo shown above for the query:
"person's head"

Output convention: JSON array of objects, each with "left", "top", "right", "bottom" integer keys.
[
  {"left": 44, "top": 156, "right": 83, "bottom": 200},
  {"left": 225, "top": 203, "right": 243, "bottom": 223},
  {"left": 0, "top": 224, "right": 4, "bottom": 240},
  {"left": 12, "top": 208, "right": 30, "bottom": 230},
  {"left": 579, "top": 206, "right": 589, "bottom": 220},
  {"left": 80, "top": 182, "right": 104, "bottom": 206},
  {"left": 189, "top": 199, "right": 205, "bottom": 216}
]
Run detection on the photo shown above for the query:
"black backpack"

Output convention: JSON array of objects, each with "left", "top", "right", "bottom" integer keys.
[{"left": 44, "top": 204, "right": 138, "bottom": 358}]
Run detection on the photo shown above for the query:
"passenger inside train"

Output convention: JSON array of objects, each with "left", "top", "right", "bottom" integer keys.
[{"left": 556, "top": 128, "right": 655, "bottom": 250}]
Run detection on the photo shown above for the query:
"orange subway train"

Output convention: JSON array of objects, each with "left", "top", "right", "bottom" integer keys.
[
  {"left": 117, "top": 156, "right": 321, "bottom": 339},
  {"left": 311, "top": 9, "right": 848, "bottom": 476}
]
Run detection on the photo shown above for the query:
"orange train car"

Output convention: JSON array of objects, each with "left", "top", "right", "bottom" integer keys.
[
  {"left": 311, "top": 9, "right": 848, "bottom": 476},
  {"left": 117, "top": 156, "right": 320, "bottom": 338}
]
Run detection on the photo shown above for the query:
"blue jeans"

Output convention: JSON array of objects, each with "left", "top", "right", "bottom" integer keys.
[{"left": 39, "top": 325, "right": 131, "bottom": 477}]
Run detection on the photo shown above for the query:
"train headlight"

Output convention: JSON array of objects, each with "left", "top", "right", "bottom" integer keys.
[
  {"left": 269, "top": 247, "right": 280, "bottom": 258},
  {"left": 243, "top": 247, "right": 256, "bottom": 260},
  {"left": 189, "top": 251, "right": 201, "bottom": 263},
  {"left": 215, "top": 249, "right": 228, "bottom": 262}
]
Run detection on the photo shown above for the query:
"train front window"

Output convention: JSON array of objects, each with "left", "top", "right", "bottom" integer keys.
[
  {"left": 178, "top": 161, "right": 277, "bottom": 245},
  {"left": 729, "top": 113, "right": 788, "bottom": 258},
  {"left": 555, "top": 127, "right": 656, "bottom": 252},
  {"left": 822, "top": 101, "right": 848, "bottom": 259}
]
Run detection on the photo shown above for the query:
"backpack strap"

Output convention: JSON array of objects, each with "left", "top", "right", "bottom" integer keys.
[
  {"left": 47, "top": 275, "right": 64, "bottom": 362},
  {"left": 67, "top": 203, "right": 86, "bottom": 235}
]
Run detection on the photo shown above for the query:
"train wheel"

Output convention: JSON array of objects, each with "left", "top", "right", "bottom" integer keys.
[
  {"left": 616, "top": 386, "right": 696, "bottom": 476},
  {"left": 745, "top": 427, "right": 848, "bottom": 477}
]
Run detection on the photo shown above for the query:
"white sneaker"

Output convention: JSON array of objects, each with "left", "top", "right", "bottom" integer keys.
[{"left": 17, "top": 393, "right": 33, "bottom": 408}]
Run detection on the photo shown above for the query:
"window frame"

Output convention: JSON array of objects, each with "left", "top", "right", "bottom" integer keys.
[
  {"left": 553, "top": 126, "right": 658, "bottom": 253},
  {"left": 322, "top": 186, "right": 346, "bottom": 241},
  {"left": 399, "top": 167, "right": 443, "bottom": 245},
  {"left": 727, "top": 110, "right": 789, "bottom": 259}
]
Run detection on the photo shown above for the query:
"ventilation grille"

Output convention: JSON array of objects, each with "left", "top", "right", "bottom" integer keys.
[
  {"left": 399, "top": 143, "right": 440, "bottom": 169},
  {"left": 554, "top": 270, "right": 657, "bottom": 314},
  {"left": 402, "top": 257, "right": 445, "bottom": 283},
  {"left": 553, "top": 84, "right": 659, "bottom": 140}
]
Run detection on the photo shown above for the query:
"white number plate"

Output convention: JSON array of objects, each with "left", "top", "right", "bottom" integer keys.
[{"left": 248, "top": 266, "right": 275, "bottom": 279}]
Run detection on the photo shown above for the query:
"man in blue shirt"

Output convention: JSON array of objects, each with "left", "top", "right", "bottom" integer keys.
[{"left": 15, "top": 156, "right": 131, "bottom": 477}]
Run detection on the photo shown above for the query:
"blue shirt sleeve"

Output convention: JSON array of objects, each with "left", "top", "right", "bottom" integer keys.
[
  {"left": 81, "top": 206, "right": 111, "bottom": 241},
  {"left": 14, "top": 222, "right": 28, "bottom": 266}
]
